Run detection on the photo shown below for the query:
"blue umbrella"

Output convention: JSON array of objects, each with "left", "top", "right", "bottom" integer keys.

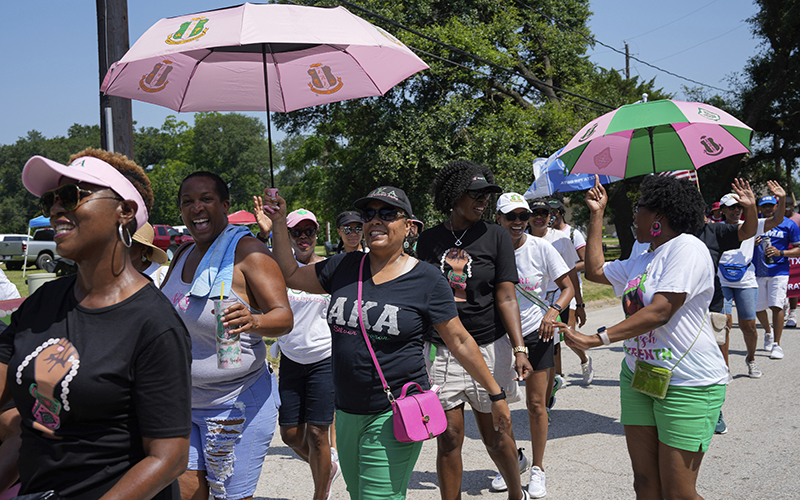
[{"left": 524, "top": 147, "right": 621, "bottom": 199}]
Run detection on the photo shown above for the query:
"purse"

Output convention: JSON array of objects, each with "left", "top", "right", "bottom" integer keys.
[
  {"left": 709, "top": 311, "right": 730, "bottom": 345},
  {"left": 718, "top": 262, "right": 748, "bottom": 282},
  {"left": 630, "top": 310, "right": 707, "bottom": 399},
  {"left": 357, "top": 254, "right": 447, "bottom": 442}
]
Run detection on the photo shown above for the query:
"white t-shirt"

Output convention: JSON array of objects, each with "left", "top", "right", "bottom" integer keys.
[
  {"left": 718, "top": 219, "right": 766, "bottom": 289},
  {"left": 0, "top": 269, "right": 20, "bottom": 300},
  {"left": 603, "top": 233, "right": 728, "bottom": 386},
  {"left": 514, "top": 235, "right": 571, "bottom": 336},
  {"left": 542, "top": 228, "right": 578, "bottom": 293},
  {"left": 273, "top": 259, "right": 332, "bottom": 364},
  {"left": 556, "top": 224, "right": 585, "bottom": 308},
  {"left": 142, "top": 261, "right": 168, "bottom": 288}
]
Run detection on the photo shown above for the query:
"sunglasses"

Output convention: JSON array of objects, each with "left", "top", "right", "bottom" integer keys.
[
  {"left": 340, "top": 225, "right": 363, "bottom": 235},
  {"left": 39, "top": 184, "right": 120, "bottom": 216},
  {"left": 503, "top": 212, "right": 531, "bottom": 222},
  {"left": 723, "top": 204, "right": 743, "bottom": 210},
  {"left": 289, "top": 227, "right": 317, "bottom": 238},
  {"left": 530, "top": 209, "right": 550, "bottom": 218},
  {"left": 466, "top": 189, "right": 493, "bottom": 200},
  {"left": 360, "top": 207, "right": 406, "bottom": 223}
]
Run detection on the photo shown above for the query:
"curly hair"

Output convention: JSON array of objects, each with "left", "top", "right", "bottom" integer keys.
[
  {"left": 69, "top": 148, "right": 153, "bottom": 217},
  {"left": 430, "top": 160, "right": 496, "bottom": 214},
  {"left": 639, "top": 175, "right": 705, "bottom": 235},
  {"left": 178, "top": 171, "right": 230, "bottom": 203}
]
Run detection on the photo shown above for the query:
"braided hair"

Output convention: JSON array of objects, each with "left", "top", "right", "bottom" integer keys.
[{"left": 430, "top": 160, "right": 496, "bottom": 215}]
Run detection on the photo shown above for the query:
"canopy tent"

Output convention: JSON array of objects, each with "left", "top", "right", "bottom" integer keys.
[{"left": 228, "top": 210, "right": 257, "bottom": 225}]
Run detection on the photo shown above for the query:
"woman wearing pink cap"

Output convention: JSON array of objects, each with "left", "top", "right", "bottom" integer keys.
[{"left": 0, "top": 149, "right": 192, "bottom": 500}]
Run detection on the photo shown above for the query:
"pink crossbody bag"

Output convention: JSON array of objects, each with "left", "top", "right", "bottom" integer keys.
[{"left": 357, "top": 254, "right": 447, "bottom": 442}]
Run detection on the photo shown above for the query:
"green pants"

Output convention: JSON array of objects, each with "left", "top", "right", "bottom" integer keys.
[{"left": 335, "top": 409, "right": 423, "bottom": 499}]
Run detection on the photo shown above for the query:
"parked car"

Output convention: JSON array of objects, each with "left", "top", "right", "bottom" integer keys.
[
  {"left": 0, "top": 229, "right": 59, "bottom": 270},
  {"left": 152, "top": 224, "right": 193, "bottom": 261}
]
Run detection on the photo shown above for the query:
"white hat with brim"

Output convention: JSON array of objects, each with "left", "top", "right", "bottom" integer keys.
[
  {"left": 496, "top": 192, "right": 530, "bottom": 214},
  {"left": 22, "top": 155, "right": 148, "bottom": 229}
]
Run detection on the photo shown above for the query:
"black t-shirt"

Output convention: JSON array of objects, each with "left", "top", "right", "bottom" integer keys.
[
  {"left": 0, "top": 276, "right": 192, "bottom": 500},
  {"left": 315, "top": 252, "right": 457, "bottom": 415},
  {"left": 416, "top": 221, "right": 519, "bottom": 345},
  {"left": 696, "top": 223, "right": 741, "bottom": 312}
]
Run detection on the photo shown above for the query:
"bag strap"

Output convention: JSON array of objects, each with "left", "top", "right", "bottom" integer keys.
[
  {"left": 159, "top": 241, "right": 194, "bottom": 290},
  {"left": 515, "top": 283, "right": 550, "bottom": 311},
  {"left": 357, "top": 254, "right": 395, "bottom": 403}
]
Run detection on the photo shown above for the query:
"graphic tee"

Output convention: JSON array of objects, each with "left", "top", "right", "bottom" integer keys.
[
  {"left": 753, "top": 217, "right": 800, "bottom": 277},
  {"left": 417, "top": 221, "right": 518, "bottom": 345},
  {"left": 315, "top": 252, "right": 457, "bottom": 414},
  {"left": 718, "top": 219, "right": 766, "bottom": 289},
  {"left": 514, "top": 235, "right": 570, "bottom": 336},
  {"left": 603, "top": 233, "right": 728, "bottom": 386},
  {"left": 0, "top": 276, "right": 191, "bottom": 500}
]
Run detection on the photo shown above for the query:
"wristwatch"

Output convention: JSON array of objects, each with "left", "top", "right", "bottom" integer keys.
[
  {"left": 513, "top": 345, "right": 528, "bottom": 355},
  {"left": 550, "top": 303, "right": 563, "bottom": 313},
  {"left": 575, "top": 303, "right": 585, "bottom": 308},
  {"left": 489, "top": 389, "right": 507, "bottom": 402},
  {"left": 256, "top": 233, "right": 270, "bottom": 243},
  {"left": 596, "top": 326, "right": 611, "bottom": 345},
  {"left": 780, "top": 250, "right": 784, "bottom": 257}
]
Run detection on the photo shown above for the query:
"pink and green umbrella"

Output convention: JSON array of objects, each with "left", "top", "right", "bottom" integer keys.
[{"left": 558, "top": 99, "right": 753, "bottom": 178}]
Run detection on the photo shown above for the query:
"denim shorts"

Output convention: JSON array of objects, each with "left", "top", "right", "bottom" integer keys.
[
  {"left": 278, "top": 355, "right": 335, "bottom": 427},
  {"left": 722, "top": 286, "right": 758, "bottom": 320},
  {"left": 187, "top": 370, "right": 280, "bottom": 499}
]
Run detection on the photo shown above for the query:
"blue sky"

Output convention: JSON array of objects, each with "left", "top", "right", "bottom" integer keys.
[{"left": 1, "top": 0, "right": 760, "bottom": 146}]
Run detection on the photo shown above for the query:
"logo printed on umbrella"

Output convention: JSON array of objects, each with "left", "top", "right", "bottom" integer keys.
[
  {"left": 697, "top": 108, "right": 721, "bottom": 122},
  {"left": 166, "top": 17, "right": 209, "bottom": 45},
  {"left": 700, "top": 136, "right": 724, "bottom": 156},
  {"left": 375, "top": 26, "right": 404, "bottom": 47},
  {"left": 579, "top": 123, "right": 598, "bottom": 142},
  {"left": 139, "top": 60, "right": 174, "bottom": 93},
  {"left": 593, "top": 147, "right": 613, "bottom": 169},
  {"left": 308, "top": 63, "right": 343, "bottom": 95}
]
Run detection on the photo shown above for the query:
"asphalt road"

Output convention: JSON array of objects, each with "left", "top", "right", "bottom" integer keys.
[{"left": 255, "top": 299, "right": 799, "bottom": 499}]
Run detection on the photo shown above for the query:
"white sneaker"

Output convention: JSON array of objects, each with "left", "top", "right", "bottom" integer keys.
[
  {"left": 326, "top": 448, "right": 341, "bottom": 500},
  {"left": 581, "top": 356, "right": 594, "bottom": 385},
  {"left": 490, "top": 448, "right": 531, "bottom": 492},
  {"left": 528, "top": 466, "right": 547, "bottom": 498},
  {"left": 764, "top": 332, "right": 774, "bottom": 352},
  {"left": 746, "top": 360, "right": 762, "bottom": 378},
  {"left": 770, "top": 345, "right": 785, "bottom": 359},
  {"left": 787, "top": 311, "right": 797, "bottom": 327}
]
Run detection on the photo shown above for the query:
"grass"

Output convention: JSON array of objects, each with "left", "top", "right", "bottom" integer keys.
[{"left": 3, "top": 266, "right": 51, "bottom": 298}]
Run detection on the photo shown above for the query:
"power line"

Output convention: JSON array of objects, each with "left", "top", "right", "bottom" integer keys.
[
  {"left": 625, "top": 0, "right": 721, "bottom": 40},
  {"left": 652, "top": 23, "right": 746, "bottom": 63},
  {"left": 514, "top": 0, "right": 730, "bottom": 93}
]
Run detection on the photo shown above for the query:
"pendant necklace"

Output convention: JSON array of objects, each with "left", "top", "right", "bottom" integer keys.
[{"left": 449, "top": 220, "right": 473, "bottom": 247}]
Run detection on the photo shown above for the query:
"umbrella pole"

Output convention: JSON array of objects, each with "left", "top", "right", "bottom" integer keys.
[
  {"left": 648, "top": 127, "right": 656, "bottom": 174},
  {"left": 262, "top": 44, "right": 275, "bottom": 188}
]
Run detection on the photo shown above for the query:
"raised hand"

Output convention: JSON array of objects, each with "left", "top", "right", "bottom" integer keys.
[
  {"left": 767, "top": 180, "right": 786, "bottom": 200},
  {"left": 731, "top": 178, "right": 755, "bottom": 209},
  {"left": 252, "top": 196, "right": 274, "bottom": 237},
  {"left": 585, "top": 175, "right": 608, "bottom": 213}
]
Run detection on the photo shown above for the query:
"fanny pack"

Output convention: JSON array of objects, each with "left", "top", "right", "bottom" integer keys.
[{"left": 719, "top": 262, "right": 748, "bottom": 282}]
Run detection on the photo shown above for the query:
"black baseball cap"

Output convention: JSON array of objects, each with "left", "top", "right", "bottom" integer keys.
[
  {"left": 353, "top": 186, "right": 414, "bottom": 216},
  {"left": 467, "top": 174, "right": 502, "bottom": 193},
  {"left": 336, "top": 211, "right": 362, "bottom": 227}
]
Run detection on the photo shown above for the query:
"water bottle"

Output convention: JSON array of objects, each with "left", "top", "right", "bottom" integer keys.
[{"left": 762, "top": 236, "right": 774, "bottom": 264}]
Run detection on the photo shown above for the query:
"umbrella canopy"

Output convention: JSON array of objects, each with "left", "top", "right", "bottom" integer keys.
[
  {"left": 228, "top": 210, "right": 257, "bottom": 224},
  {"left": 524, "top": 147, "right": 621, "bottom": 199},
  {"left": 100, "top": 3, "right": 428, "bottom": 114},
  {"left": 558, "top": 99, "right": 753, "bottom": 178}
]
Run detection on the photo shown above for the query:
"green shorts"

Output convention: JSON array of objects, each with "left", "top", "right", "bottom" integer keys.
[{"left": 619, "top": 361, "right": 726, "bottom": 453}]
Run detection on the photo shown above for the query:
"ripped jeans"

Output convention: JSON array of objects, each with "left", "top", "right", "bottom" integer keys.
[{"left": 188, "top": 370, "right": 280, "bottom": 499}]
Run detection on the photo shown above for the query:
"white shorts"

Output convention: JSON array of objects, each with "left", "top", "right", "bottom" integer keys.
[{"left": 757, "top": 275, "right": 789, "bottom": 311}]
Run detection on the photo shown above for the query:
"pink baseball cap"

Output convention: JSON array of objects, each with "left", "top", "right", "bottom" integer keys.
[
  {"left": 286, "top": 208, "right": 318, "bottom": 228},
  {"left": 23, "top": 155, "right": 148, "bottom": 230}
]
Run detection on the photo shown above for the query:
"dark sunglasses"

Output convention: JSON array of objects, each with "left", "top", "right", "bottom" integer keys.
[
  {"left": 504, "top": 212, "right": 531, "bottom": 222},
  {"left": 340, "top": 225, "right": 363, "bottom": 235},
  {"left": 466, "top": 189, "right": 493, "bottom": 200},
  {"left": 289, "top": 227, "right": 317, "bottom": 238},
  {"left": 723, "top": 204, "right": 743, "bottom": 211},
  {"left": 531, "top": 209, "right": 550, "bottom": 218},
  {"left": 39, "top": 184, "right": 120, "bottom": 216},
  {"left": 360, "top": 207, "right": 406, "bottom": 223}
]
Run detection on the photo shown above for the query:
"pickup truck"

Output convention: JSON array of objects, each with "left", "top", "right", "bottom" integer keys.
[{"left": 0, "top": 229, "right": 59, "bottom": 270}]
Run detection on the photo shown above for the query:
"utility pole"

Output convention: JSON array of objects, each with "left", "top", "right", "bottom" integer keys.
[
  {"left": 625, "top": 41, "right": 630, "bottom": 80},
  {"left": 97, "top": 0, "right": 134, "bottom": 158}
]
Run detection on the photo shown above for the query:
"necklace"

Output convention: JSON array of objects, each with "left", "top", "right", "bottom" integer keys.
[{"left": 449, "top": 221, "right": 474, "bottom": 246}]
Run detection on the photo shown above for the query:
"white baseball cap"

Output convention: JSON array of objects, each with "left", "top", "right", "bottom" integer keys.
[{"left": 496, "top": 192, "right": 530, "bottom": 214}]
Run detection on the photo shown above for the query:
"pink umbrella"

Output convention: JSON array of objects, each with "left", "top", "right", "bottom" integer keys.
[{"left": 100, "top": 3, "right": 429, "bottom": 185}]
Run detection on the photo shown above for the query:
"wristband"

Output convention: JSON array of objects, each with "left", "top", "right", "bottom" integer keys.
[
  {"left": 489, "top": 389, "right": 507, "bottom": 402},
  {"left": 550, "top": 303, "right": 562, "bottom": 313},
  {"left": 780, "top": 250, "right": 784, "bottom": 257},
  {"left": 575, "top": 303, "right": 585, "bottom": 308},
  {"left": 597, "top": 326, "right": 611, "bottom": 345},
  {"left": 256, "top": 233, "right": 269, "bottom": 243}
]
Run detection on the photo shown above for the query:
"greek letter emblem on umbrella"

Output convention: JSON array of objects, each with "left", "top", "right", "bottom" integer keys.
[
  {"left": 166, "top": 18, "right": 209, "bottom": 45},
  {"left": 308, "top": 63, "right": 343, "bottom": 94},
  {"left": 139, "top": 60, "right": 173, "bottom": 93}
]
